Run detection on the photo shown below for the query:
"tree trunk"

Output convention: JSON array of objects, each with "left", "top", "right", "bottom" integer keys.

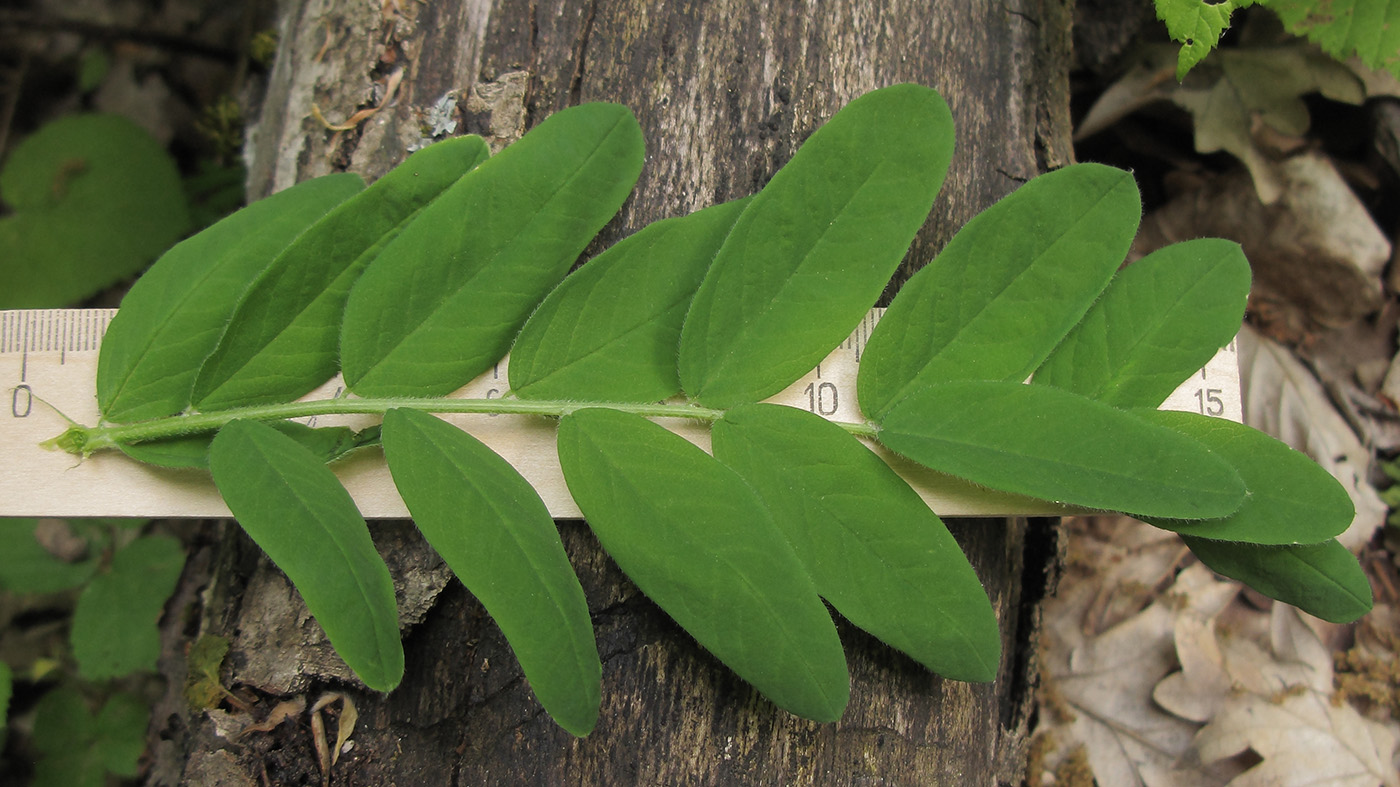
[{"left": 154, "top": 1, "right": 1074, "bottom": 784}]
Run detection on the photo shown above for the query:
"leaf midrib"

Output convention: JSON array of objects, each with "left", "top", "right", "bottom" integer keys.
[
  {"left": 573, "top": 419, "right": 841, "bottom": 714},
  {"left": 874, "top": 179, "right": 1126, "bottom": 417}
]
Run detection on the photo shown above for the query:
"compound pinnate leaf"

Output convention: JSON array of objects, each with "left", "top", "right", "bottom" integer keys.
[
  {"left": 192, "top": 135, "right": 491, "bottom": 410},
  {"left": 209, "top": 419, "right": 403, "bottom": 692},
  {"left": 380, "top": 408, "right": 600, "bottom": 736},
  {"left": 1184, "top": 536, "right": 1372, "bottom": 623},
  {"left": 877, "top": 380, "right": 1245, "bottom": 519},
  {"left": 510, "top": 197, "right": 750, "bottom": 402},
  {"left": 1034, "top": 238, "right": 1250, "bottom": 408},
  {"left": 341, "top": 103, "right": 644, "bottom": 397},
  {"left": 711, "top": 403, "right": 1001, "bottom": 681},
  {"left": 858, "top": 163, "right": 1140, "bottom": 420},
  {"left": 679, "top": 84, "right": 954, "bottom": 408},
  {"left": 557, "top": 407, "right": 849, "bottom": 721},
  {"left": 97, "top": 173, "right": 364, "bottom": 422},
  {"left": 72, "top": 534, "right": 185, "bottom": 680},
  {"left": 1133, "top": 410, "right": 1353, "bottom": 545}
]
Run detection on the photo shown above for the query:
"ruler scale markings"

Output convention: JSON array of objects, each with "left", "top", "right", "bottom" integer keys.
[{"left": 0, "top": 308, "right": 1242, "bottom": 519}]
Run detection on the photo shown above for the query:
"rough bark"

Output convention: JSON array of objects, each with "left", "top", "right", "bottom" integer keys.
[{"left": 153, "top": 1, "right": 1074, "bottom": 784}]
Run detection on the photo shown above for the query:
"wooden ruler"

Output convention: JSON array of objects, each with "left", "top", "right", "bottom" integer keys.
[{"left": 0, "top": 308, "right": 1242, "bottom": 519}]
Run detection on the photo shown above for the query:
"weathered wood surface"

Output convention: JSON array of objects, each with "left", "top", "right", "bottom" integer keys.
[{"left": 156, "top": 1, "right": 1074, "bottom": 784}]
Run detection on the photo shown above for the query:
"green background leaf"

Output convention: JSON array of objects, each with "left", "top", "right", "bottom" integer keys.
[
  {"left": 1034, "top": 239, "right": 1250, "bottom": 408},
  {"left": 877, "top": 380, "right": 1246, "bottom": 519},
  {"left": 341, "top": 103, "right": 644, "bottom": 397},
  {"left": 192, "top": 136, "right": 490, "bottom": 410},
  {"left": 1134, "top": 410, "right": 1353, "bottom": 545},
  {"left": 557, "top": 408, "right": 849, "bottom": 721},
  {"left": 71, "top": 534, "right": 185, "bottom": 680},
  {"left": 1266, "top": 0, "right": 1400, "bottom": 78},
  {"left": 381, "top": 409, "right": 600, "bottom": 736},
  {"left": 510, "top": 197, "right": 750, "bottom": 402},
  {"left": 209, "top": 419, "right": 403, "bottom": 691},
  {"left": 31, "top": 687, "right": 148, "bottom": 787},
  {"left": 1155, "top": 0, "right": 1256, "bottom": 79},
  {"left": 0, "top": 114, "right": 189, "bottom": 308},
  {"left": 1185, "top": 536, "right": 1372, "bottom": 623},
  {"left": 0, "top": 661, "right": 10, "bottom": 744},
  {"left": 0, "top": 518, "right": 99, "bottom": 593},
  {"left": 678, "top": 84, "right": 954, "bottom": 408},
  {"left": 711, "top": 404, "right": 1001, "bottom": 681},
  {"left": 97, "top": 173, "right": 363, "bottom": 422},
  {"left": 858, "top": 163, "right": 1141, "bottom": 420}
]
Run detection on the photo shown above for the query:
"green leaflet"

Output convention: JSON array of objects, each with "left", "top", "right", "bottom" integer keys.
[
  {"left": 1132, "top": 410, "right": 1353, "bottom": 545},
  {"left": 1184, "top": 536, "right": 1372, "bottom": 623},
  {"left": 192, "top": 136, "right": 491, "bottom": 410},
  {"left": 341, "top": 103, "right": 644, "bottom": 397},
  {"left": 97, "top": 173, "right": 364, "bottom": 422},
  {"left": 877, "top": 380, "right": 1246, "bottom": 519},
  {"left": 557, "top": 408, "right": 849, "bottom": 721},
  {"left": 71, "top": 534, "right": 185, "bottom": 679},
  {"left": 858, "top": 163, "right": 1141, "bottom": 420},
  {"left": 710, "top": 404, "right": 1001, "bottom": 682},
  {"left": 1034, "top": 239, "right": 1250, "bottom": 408},
  {"left": 510, "top": 197, "right": 751, "bottom": 402},
  {"left": 209, "top": 419, "right": 403, "bottom": 691},
  {"left": 380, "top": 409, "right": 600, "bottom": 736},
  {"left": 678, "top": 84, "right": 954, "bottom": 408},
  {"left": 117, "top": 421, "right": 378, "bottom": 470}
]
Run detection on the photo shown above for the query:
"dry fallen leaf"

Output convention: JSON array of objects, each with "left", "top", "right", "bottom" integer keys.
[
  {"left": 1036, "top": 520, "right": 1245, "bottom": 787},
  {"left": 236, "top": 695, "right": 306, "bottom": 738},
  {"left": 1238, "top": 325, "right": 1387, "bottom": 551}
]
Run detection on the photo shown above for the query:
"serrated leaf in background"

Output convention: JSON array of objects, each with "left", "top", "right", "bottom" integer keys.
[
  {"left": 192, "top": 135, "right": 491, "bottom": 410},
  {"left": 877, "top": 380, "right": 1246, "bottom": 519},
  {"left": 1155, "top": 0, "right": 1258, "bottom": 79},
  {"left": 96, "top": 173, "right": 363, "bottom": 422},
  {"left": 0, "top": 114, "right": 190, "bottom": 309},
  {"left": 557, "top": 407, "right": 849, "bottom": 722},
  {"left": 340, "top": 103, "right": 644, "bottom": 397},
  {"left": 1267, "top": 0, "right": 1400, "bottom": 78},
  {"left": 679, "top": 84, "right": 954, "bottom": 408},
  {"left": 711, "top": 403, "right": 1000, "bottom": 681},
  {"left": 381, "top": 408, "right": 600, "bottom": 736},
  {"left": 857, "top": 163, "right": 1141, "bottom": 420},
  {"left": 511, "top": 197, "right": 750, "bottom": 402},
  {"left": 1183, "top": 537, "right": 1372, "bottom": 622},
  {"left": 71, "top": 534, "right": 184, "bottom": 680},
  {"left": 1133, "top": 410, "right": 1355, "bottom": 545},
  {"left": 1034, "top": 238, "right": 1250, "bottom": 408},
  {"left": 209, "top": 419, "right": 403, "bottom": 692}
]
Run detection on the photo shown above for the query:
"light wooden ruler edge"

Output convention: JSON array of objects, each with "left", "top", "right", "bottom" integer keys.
[{"left": 0, "top": 308, "right": 1242, "bottom": 519}]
